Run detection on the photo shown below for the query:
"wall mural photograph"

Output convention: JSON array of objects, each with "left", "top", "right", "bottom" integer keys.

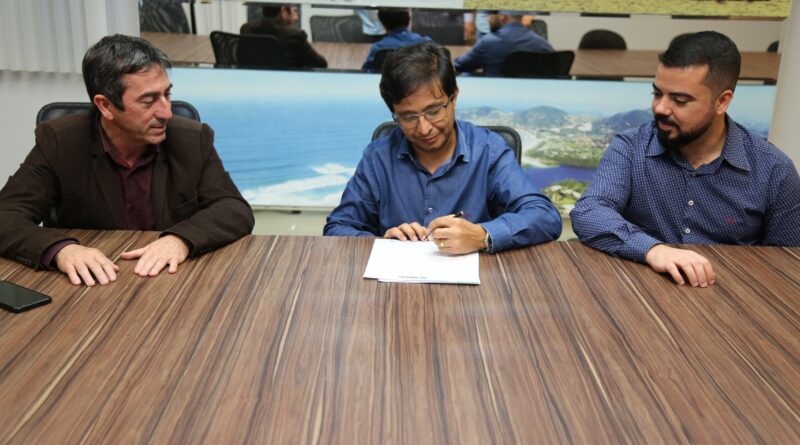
[{"left": 172, "top": 67, "right": 775, "bottom": 215}]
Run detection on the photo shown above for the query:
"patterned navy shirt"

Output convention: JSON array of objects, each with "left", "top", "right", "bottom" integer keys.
[
  {"left": 570, "top": 116, "right": 800, "bottom": 263},
  {"left": 324, "top": 120, "right": 562, "bottom": 252}
]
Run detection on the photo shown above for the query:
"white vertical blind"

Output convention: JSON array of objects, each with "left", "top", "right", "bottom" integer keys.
[{"left": 0, "top": 0, "right": 137, "bottom": 74}]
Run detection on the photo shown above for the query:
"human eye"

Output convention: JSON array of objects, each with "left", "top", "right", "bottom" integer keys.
[
  {"left": 398, "top": 112, "right": 419, "bottom": 124},
  {"left": 423, "top": 105, "right": 446, "bottom": 120}
]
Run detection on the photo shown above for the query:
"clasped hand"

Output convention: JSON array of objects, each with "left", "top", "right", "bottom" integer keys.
[
  {"left": 55, "top": 235, "right": 190, "bottom": 286},
  {"left": 383, "top": 214, "right": 486, "bottom": 255}
]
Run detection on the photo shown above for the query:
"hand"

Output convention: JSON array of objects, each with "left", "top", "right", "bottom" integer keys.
[
  {"left": 645, "top": 244, "right": 716, "bottom": 287},
  {"left": 384, "top": 222, "right": 429, "bottom": 241},
  {"left": 55, "top": 244, "right": 119, "bottom": 286},
  {"left": 119, "top": 234, "right": 190, "bottom": 277},
  {"left": 427, "top": 215, "right": 486, "bottom": 255}
]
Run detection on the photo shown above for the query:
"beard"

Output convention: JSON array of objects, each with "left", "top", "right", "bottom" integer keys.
[{"left": 654, "top": 114, "right": 713, "bottom": 150}]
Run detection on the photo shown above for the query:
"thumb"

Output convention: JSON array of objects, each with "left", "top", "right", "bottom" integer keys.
[{"left": 120, "top": 248, "right": 145, "bottom": 260}]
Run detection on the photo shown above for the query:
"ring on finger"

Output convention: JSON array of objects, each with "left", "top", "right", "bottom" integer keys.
[{"left": 439, "top": 240, "right": 446, "bottom": 248}]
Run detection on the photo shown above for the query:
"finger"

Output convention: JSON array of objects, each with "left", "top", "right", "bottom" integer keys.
[
  {"left": 87, "top": 260, "right": 111, "bottom": 285},
  {"left": 168, "top": 258, "right": 179, "bottom": 274},
  {"left": 427, "top": 216, "right": 452, "bottom": 232},
  {"left": 664, "top": 263, "right": 685, "bottom": 285},
  {"left": 100, "top": 260, "right": 118, "bottom": 283},
  {"left": 705, "top": 261, "right": 716, "bottom": 285},
  {"left": 134, "top": 255, "right": 153, "bottom": 276},
  {"left": 148, "top": 258, "right": 169, "bottom": 276},
  {"left": 120, "top": 248, "right": 145, "bottom": 260},
  {"left": 679, "top": 261, "right": 699, "bottom": 287},
  {"left": 692, "top": 261, "right": 709, "bottom": 288},
  {"left": 65, "top": 264, "right": 82, "bottom": 286},
  {"left": 397, "top": 223, "right": 417, "bottom": 241},
  {"left": 409, "top": 222, "right": 429, "bottom": 241},
  {"left": 383, "top": 227, "right": 405, "bottom": 240},
  {"left": 75, "top": 263, "right": 96, "bottom": 287},
  {"left": 430, "top": 227, "right": 455, "bottom": 240}
]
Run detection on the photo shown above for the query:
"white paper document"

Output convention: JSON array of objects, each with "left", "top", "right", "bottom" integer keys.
[{"left": 363, "top": 239, "right": 480, "bottom": 284}]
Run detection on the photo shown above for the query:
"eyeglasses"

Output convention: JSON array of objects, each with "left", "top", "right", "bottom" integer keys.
[{"left": 393, "top": 95, "right": 453, "bottom": 128}]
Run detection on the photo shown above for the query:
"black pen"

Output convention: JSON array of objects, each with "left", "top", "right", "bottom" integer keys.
[{"left": 425, "top": 211, "right": 465, "bottom": 241}]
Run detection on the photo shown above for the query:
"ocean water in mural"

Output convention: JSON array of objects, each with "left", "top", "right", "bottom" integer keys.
[{"left": 171, "top": 68, "right": 775, "bottom": 214}]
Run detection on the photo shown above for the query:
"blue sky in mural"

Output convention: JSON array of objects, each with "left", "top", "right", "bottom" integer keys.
[{"left": 170, "top": 68, "right": 776, "bottom": 209}]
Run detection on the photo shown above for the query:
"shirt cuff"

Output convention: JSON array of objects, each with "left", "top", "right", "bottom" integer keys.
[
  {"left": 479, "top": 220, "right": 507, "bottom": 253},
  {"left": 620, "top": 232, "right": 662, "bottom": 263},
  {"left": 41, "top": 239, "right": 79, "bottom": 270}
]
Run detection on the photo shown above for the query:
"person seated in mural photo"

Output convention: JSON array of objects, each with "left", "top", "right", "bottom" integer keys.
[
  {"left": 0, "top": 34, "right": 254, "bottom": 286},
  {"left": 324, "top": 41, "right": 562, "bottom": 254},
  {"left": 240, "top": 4, "right": 328, "bottom": 69},
  {"left": 361, "top": 8, "right": 431, "bottom": 73},
  {"left": 454, "top": 10, "right": 554, "bottom": 77},
  {"left": 570, "top": 31, "right": 800, "bottom": 287}
]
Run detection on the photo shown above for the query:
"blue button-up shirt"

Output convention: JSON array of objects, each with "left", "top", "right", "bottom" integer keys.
[
  {"left": 454, "top": 22, "right": 554, "bottom": 77},
  {"left": 362, "top": 29, "right": 431, "bottom": 72},
  {"left": 324, "top": 120, "right": 562, "bottom": 252},
  {"left": 570, "top": 117, "right": 800, "bottom": 262}
]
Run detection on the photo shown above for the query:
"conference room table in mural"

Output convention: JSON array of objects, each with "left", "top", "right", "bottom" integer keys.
[{"left": 171, "top": 68, "right": 776, "bottom": 214}]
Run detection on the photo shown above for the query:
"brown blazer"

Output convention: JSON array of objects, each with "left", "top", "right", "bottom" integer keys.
[{"left": 0, "top": 111, "right": 255, "bottom": 269}]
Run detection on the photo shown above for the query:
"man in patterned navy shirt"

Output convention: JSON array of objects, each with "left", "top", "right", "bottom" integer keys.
[{"left": 570, "top": 31, "right": 800, "bottom": 287}]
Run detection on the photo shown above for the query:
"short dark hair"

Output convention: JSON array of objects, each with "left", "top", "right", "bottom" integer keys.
[
  {"left": 379, "top": 41, "right": 456, "bottom": 112},
  {"left": 378, "top": 9, "right": 411, "bottom": 32},
  {"left": 262, "top": 5, "right": 292, "bottom": 18},
  {"left": 659, "top": 31, "right": 741, "bottom": 94},
  {"left": 82, "top": 34, "right": 171, "bottom": 110}
]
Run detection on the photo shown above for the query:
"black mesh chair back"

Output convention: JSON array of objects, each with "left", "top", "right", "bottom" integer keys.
[
  {"left": 529, "top": 20, "right": 548, "bottom": 40},
  {"left": 579, "top": 29, "right": 626, "bottom": 49},
  {"left": 371, "top": 122, "right": 522, "bottom": 165},
  {"left": 411, "top": 10, "right": 464, "bottom": 45},
  {"left": 139, "top": 0, "right": 190, "bottom": 33},
  {"left": 210, "top": 31, "right": 238, "bottom": 68},
  {"left": 372, "top": 48, "right": 395, "bottom": 72},
  {"left": 502, "top": 51, "right": 574, "bottom": 79},
  {"left": 310, "top": 15, "right": 372, "bottom": 43},
  {"left": 36, "top": 101, "right": 201, "bottom": 125},
  {"left": 767, "top": 41, "right": 779, "bottom": 52},
  {"left": 238, "top": 34, "right": 285, "bottom": 69}
]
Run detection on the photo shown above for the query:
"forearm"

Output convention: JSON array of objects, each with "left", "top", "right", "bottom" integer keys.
[
  {"left": 481, "top": 200, "right": 562, "bottom": 252},
  {"left": 164, "top": 197, "right": 254, "bottom": 257}
]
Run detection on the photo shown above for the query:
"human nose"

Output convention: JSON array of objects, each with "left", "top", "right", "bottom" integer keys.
[
  {"left": 652, "top": 95, "right": 670, "bottom": 116},
  {"left": 155, "top": 96, "right": 172, "bottom": 120},
  {"left": 416, "top": 114, "right": 433, "bottom": 134}
]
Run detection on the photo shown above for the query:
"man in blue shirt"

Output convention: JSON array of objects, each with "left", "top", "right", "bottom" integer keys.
[
  {"left": 362, "top": 9, "right": 430, "bottom": 73},
  {"left": 454, "top": 11, "right": 553, "bottom": 77},
  {"left": 570, "top": 31, "right": 800, "bottom": 287},
  {"left": 325, "top": 41, "right": 561, "bottom": 254}
]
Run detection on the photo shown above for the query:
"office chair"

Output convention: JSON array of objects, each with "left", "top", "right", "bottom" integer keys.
[
  {"left": 502, "top": 51, "right": 574, "bottom": 79},
  {"left": 529, "top": 20, "right": 548, "bottom": 40},
  {"left": 579, "top": 30, "right": 627, "bottom": 50},
  {"left": 309, "top": 15, "right": 372, "bottom": 43},
  {"left": 411, "top": 10, "right": 464, "bottom": 45},
  {"left": 767, "top": 41, "right": 779, "bottom": 52},
  {"left": 371, "top": 122, "right": 522, "bottom": 165},
  {"left": 36, "top": 101, "right": 201, "bottom": 125},
  {"left": 210, "top": 31, "right": 286, "bottom": 69},
  {"left": 139, "top": 0, "right": 191, "bottom": 33}
]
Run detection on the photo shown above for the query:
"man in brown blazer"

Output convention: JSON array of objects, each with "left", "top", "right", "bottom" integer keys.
[{"left": 0, "top": 34, "right": 254, "bottom": 286}]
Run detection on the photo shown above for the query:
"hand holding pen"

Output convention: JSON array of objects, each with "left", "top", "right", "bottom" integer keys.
[{"left": 428, "top": 211, "right": 488, "bottom": 254}]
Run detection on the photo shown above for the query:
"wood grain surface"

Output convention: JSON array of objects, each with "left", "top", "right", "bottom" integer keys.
[
  {"left": 141, "top": 32, "right": 780, "bottom": 80},
  {"left": 1, "top": 231, "right": 799, "bottom": 444}
]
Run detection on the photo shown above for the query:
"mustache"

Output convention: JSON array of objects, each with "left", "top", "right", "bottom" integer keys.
[{"left": 654, "top": 114, "right": 677, "bottom": 127}]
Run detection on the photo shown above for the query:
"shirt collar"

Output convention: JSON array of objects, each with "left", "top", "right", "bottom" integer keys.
[
  {"left": 645, "top": 115, "right": 751, "bottom": 172},
  {"left": 98, "top": 117, "right": 160, "bottom": 166}
]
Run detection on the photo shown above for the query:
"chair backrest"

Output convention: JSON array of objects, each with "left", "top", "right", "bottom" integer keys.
[
  {"left": 210, "top": 31, "right": 238, "bottom": 67},
  {"left": 139, "top": 0, "right": 190, "bottom": 33},
  {"left": 529, "top": 20, "right": 548, "bottom": 40},
  {"left": 411, "top": 10, "right": 464, "bottom": 45},
  {"left": 238, "top": 33, "right": 286, "bottom": 69},
  {"left": 310, "top": 15, "right": 372, "bottom": 43},
  {"left": 210, "top": 31, "right": 286, "bottom": 69},
  {"left": 371, "top": 122, "right": 522, "bottom": 165},
  {"left": 372, "top": 48, "right": 395, "bottom": 73},
  {"left": 36, "top": 101, "right": 201, "bottom": 125},
  {"left": 502, "top": 50, "right": 574, "bottom": 79},
  {"left": 767, "top": 40, "right": 779, "bottom": 52},
  {"left": 579, "top": 29, "right": 626, "bottom": 50}
]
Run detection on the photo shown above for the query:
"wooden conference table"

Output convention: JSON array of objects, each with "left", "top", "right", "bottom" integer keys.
[
  {"left": 1, "top": 230, "right": 799, "bottom": 443},
  {"left": 142, "top": 31, "right": 781, "bottom": 81}
]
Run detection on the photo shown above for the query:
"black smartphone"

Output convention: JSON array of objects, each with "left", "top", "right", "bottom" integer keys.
[{"left": 0, "top": 280, "right": 52, "bottom": 313}]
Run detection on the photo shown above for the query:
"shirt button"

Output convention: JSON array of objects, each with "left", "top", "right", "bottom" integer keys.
[
  {"left": 688, "top": 200, "right": 694, "bottom": 206},
  {"left": 685, "top": 228, "right": 691, "bottom": 234},
  {"left": 427, "top": 207, "right": 433, "bottom": 214}
]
